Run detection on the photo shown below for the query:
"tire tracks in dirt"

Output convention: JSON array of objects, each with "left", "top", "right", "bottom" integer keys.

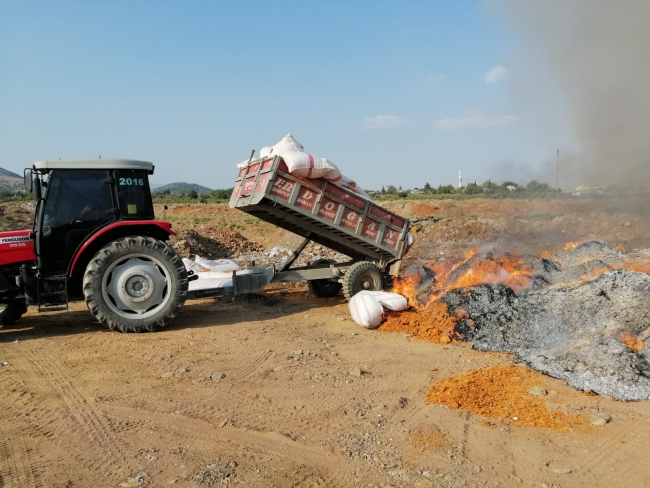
[
  {"left": 0, "top": 415, "right": 37, "bottom": 488},
  {"left": 12, "top": 341, "right": 129, "bottom": 478}
]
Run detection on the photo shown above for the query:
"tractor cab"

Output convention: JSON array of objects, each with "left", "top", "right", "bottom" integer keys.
[{"left": 29, "top": 159, "right": 156, "bottom": 276}]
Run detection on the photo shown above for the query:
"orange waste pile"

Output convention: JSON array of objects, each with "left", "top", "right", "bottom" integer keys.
[
  {"left": 379, "top": 302, "right": 459, "bottom": 344},
  {"left": 426, "top": 365, "right": 584, "bottom": 432}
]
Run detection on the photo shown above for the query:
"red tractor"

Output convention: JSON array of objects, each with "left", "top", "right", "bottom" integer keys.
[{"left": 0, "top": 159, "right": 188, "bottom": 332}]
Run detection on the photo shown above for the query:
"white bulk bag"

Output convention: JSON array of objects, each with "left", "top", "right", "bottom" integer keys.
[
  {"left": 194, "top": 256, "right": 241, "bottom": 273},
  {"left": 349, "top": 291, "right": 385, "bottom": 329},
  {"left": 188, "top": 269, "right": 254, "bottom": 292},
  {"left": 364, "top": 291, "right": 408, "bottom": 311},
  {"left": 182, "top": 258, "right": 210, "bottom": 274}
]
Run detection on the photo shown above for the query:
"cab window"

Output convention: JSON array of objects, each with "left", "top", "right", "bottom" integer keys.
[{"left": 114, "top": 170, "right": 154, "bottom": 219}]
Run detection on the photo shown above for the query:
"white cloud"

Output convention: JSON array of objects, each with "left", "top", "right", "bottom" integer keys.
[
  {"left": 362, "top": 115, "right": 413, "bottom": 130},
  {"left": 485, "top": 66, "right": 511, "bottom": 84},
  {"left": 433, "top": 115, "right": 522, "bottom": 130}
]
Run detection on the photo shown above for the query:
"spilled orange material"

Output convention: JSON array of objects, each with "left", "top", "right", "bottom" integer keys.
[{"left": 426, "top": 365, "right": 584, "bottom": 432}]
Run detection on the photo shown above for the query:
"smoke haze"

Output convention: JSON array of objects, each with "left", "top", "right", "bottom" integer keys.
[{"left": 494, "top": 0, "right": 650, "bottom": 189}]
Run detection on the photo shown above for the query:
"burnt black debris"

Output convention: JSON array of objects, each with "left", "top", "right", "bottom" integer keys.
[{"left": 428, "top": 241, "right": 650, "bottom": 401}]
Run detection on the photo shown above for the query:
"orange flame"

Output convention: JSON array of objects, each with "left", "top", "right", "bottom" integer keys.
[
  {"left": 579, "top": 266, "right": 612, "bottom": 281},
  {"left": 622, "top": 261, "right": 650, "bottom": 274},
  {"left": 393, "top": 273, "right": 421, "bottom": 304},
  {"left": 564, "top": 241, "right": 583, "bottom": 251},
  {"left": 619, "top": 333, "right": 645, "bottom": 352}
]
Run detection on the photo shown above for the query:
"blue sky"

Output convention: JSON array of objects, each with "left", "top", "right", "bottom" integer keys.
[{"left": 0, "top": 0, "right": 557, "bottom": 190}]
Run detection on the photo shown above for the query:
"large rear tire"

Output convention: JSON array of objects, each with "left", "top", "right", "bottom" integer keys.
[
  {"left": 342, "top": 261, "right": 384, "bottom": 301},
  {"left": 83, "top": 236, "right": 188, "bottom": 332},
  {"left": 0, "top": 301, "right": 27, "bottom": 326},
  {"left": 307, "top": 258, "right": 342, "bottom": 298}
]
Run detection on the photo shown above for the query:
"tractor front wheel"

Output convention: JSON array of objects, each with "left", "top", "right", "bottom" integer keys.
[{"left": 83, "top": 237, "right": 188, "bottom": 332}]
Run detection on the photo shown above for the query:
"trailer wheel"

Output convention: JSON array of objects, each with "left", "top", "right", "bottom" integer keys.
[
  {"left": 83, "top": 236, "right": 188, "bottom": 332},
  {"left": 307, "top": 258, "right": 342, "bottom": 298},
  {"left": 342, "top": 261, "right": 384, "bottom": 300},
  {"left": 0, "top": 301, "right": 27, "bottom": 326}
]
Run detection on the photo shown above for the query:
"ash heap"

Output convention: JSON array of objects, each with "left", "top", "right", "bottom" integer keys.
[{"left": 401, "top": 241, "right": 650, "bottom": 401}]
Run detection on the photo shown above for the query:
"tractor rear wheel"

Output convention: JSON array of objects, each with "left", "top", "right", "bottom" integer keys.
[
  {"left": 342, "top": 261, "right": 384, "bottom": 301},
  {"left": 307, "top": 258, "right": 342, "bottom": 298},
  {"left": 0, "top": 301, "right": 27, "bottom": 326},
  {"left": 83, "top": 236, "right": 188, "bottom": 332}
]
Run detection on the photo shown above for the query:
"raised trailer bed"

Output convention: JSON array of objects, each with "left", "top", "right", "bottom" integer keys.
[{"left": 210, "top": 155, "right": 411, "bottom": 300}]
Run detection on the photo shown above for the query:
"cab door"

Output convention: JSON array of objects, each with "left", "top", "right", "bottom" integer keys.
[{"left": 37, "top": 170, "right": 116, "bottom": 276}]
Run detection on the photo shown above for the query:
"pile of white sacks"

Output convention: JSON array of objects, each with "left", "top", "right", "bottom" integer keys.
[
  {"left": 348, "top": 291, "right": 409, "bottom": 329},
  {"left": 183, "top": 256, "right": 252, "bottom": 292},
  {"left": 242, "top": 134, "right": 372, "bottom": 200}
]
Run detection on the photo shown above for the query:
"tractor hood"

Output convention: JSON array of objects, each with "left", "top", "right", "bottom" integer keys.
[{"left": 0, "top": 230, "right": 36, "bottom": 266}]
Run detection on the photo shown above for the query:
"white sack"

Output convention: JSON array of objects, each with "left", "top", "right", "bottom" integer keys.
[
  {"left": 283, "top": 153, "right": 342, "bottom": 182},
  {"left": 194, "top": 256, "right": 241, "bottom": 273},
  {"left": 340, "top": 175, "right": 372, "bottom": 200},
  {"left": 271, "top": 133, "right": 305, "bottom": 153},
  {"left": 364, "top": 291, "right": 408, "bottom": 311},
  {"left": 188, "top": 269, "right": 254, "bottom": 291},
  {"left": 182, "top": 258, "right": 210, "bottom": 274},
  {"left": 349, "top": 291, "right": 385, "bottom": 329},
  {"left": 270, "top": 134, "right": 343, "bottom": 183}
]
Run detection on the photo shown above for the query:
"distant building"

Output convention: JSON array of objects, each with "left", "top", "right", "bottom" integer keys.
[{"left": 566, "top": 185, "right": 604, "bottom": 196}]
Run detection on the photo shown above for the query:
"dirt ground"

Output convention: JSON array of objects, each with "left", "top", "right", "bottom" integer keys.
[{"left": 1, "top": 196, "right": 650, "bottom": 488}]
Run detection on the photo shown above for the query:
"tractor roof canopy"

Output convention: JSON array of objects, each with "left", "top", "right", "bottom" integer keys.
[{"left": 33, "top": 159, "right": 154, "bottom": 174}]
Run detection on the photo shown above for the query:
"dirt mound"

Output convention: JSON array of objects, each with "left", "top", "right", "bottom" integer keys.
[{"left": 169, "top": 226, "right": 263, "bottom": 259}]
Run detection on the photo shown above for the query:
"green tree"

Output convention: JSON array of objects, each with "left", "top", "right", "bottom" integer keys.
[
  {"left": 482, "top": 180, "right": 498, "bottom": 192},
  {"left": 199, "top": 193, "right": 208, "bottom": 203},
  {"left": 465, "top": 182, "right": 482, "bottom": 194},
  {"left": 423, "top": 182, "right": 432, "bottom": 193},
  {"left": 188, "top": 189, "right": 198, "bottom": 199},
  {"left": 436, "top": 184, "right": 454, "bottom": 194},
  {"left": 525, "top": 180, "right": 550, "bottom": 192}
]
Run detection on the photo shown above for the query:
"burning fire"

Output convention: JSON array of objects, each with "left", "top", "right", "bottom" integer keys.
[
  {"left": 619, "top": 333, "right": 645, "bottom": 352},
  {"left": 385, "top": 242, "right": 650, "bottom": 346},
  {"left": 564, "top": 241, "right": 583, "bottom": 251},
  {"left": 383, "top": 249, "right": 536, "bottom": 344}
]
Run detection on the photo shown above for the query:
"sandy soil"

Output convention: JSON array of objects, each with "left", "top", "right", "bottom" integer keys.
[{"left": 1, "top": 197, "right": 650, "bottom": 488}]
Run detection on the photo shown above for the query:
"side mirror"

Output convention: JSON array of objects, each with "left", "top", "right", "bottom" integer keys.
[{"left": 24, "top": 169, "right": 33, "bottom": 193}]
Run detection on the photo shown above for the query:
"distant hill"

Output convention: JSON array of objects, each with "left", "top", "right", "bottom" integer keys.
[
  {"left": 0, "top": 168, "right": 22, "bottom": 179},
  {"left": 0, "top": 167, "right": 24, "bottom": 193},
  {"left": 152, "top": 182, "right": 212, "bottom": 195}
]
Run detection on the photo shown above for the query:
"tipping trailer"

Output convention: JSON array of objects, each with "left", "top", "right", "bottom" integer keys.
[{"left": 212, "top": 155, "right": 412, "bottom": 300}]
